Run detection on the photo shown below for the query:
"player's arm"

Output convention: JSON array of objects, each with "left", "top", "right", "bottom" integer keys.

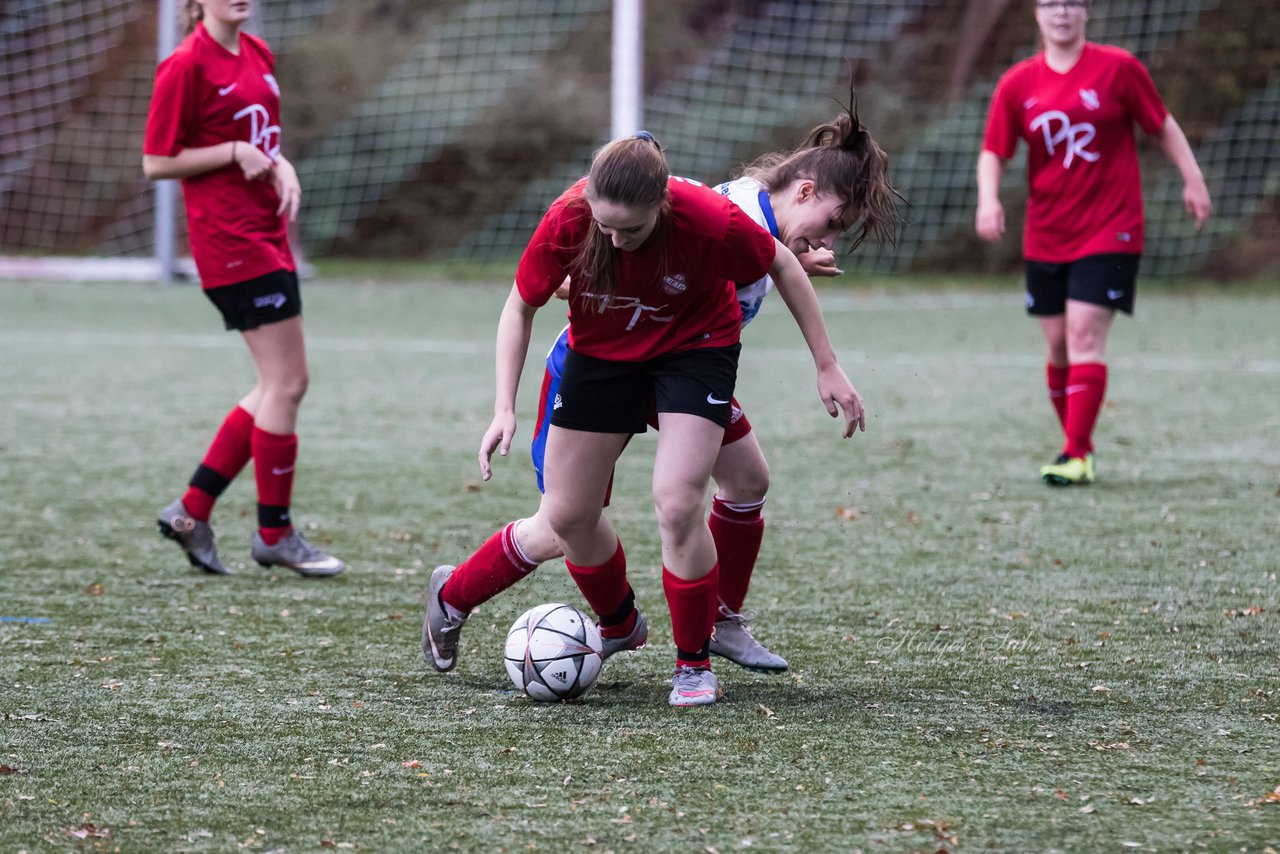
[
  {"left": 479, "top": 282, "right": 539, "bottom": 480},
  {"left": 271, "top": 154, "right": 302, "bottom": 222},
  {"left": 143, "top": 142, "right": 275, "bottom": 183},
  {"left": 767, "top": 238, "right": 865, "bottom": 438},
  {"left": 1154, "top": 114, "right": 1212, "bottom": 230},
  {"left": 975, "top": 150, "right": 1006, "bottom": 242}
]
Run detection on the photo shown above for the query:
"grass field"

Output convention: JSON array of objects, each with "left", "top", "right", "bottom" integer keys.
[{"left": 1, "top": 270, "right": 1278, "bottom": 852}]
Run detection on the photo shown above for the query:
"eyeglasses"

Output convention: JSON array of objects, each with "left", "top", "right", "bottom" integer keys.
[{"left": 1037, "top": 1, "right": 1088, "bottom": 10}]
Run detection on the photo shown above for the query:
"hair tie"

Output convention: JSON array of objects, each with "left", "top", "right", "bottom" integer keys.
[{"left": 633, "top": 130, "right": 658, "bottom": 146}]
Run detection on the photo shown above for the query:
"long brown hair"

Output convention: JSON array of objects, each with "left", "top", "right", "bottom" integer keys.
[
  {"left": 570, "top": 132, "right": 671, "bottom": 310},
  {"left": 741, "top": 106, "right": 903, "bottom": 251},
  {"left": 182, "top": 0, "right": 203, "bottom": 35}
]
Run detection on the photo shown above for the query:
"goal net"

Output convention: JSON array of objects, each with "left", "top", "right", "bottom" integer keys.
[{"left": 2, "top": 0, "right": 1275, "bottom": 280}]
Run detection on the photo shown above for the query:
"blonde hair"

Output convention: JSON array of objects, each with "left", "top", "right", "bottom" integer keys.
[{"left": 570, "top": 133, "right": 671, "bottom": 309}]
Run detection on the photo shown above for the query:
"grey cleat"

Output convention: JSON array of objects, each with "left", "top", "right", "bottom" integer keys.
[
  {"left": 157, "top": 498, "right": 229, "bottom": 575},
  {"left": 599, "top": 608, "right": 649, "bottom": 660},
  {"left": 709, "top": 606, "right": 788, "bottom": 672},
  {"left": 421, "top": 565, "right": 467, "bottom": 671},
  {"left": 251, "top": 529, "right": 345, "bottom": 577},
  {"left": 668, "top": 665, "right": 720, "bottom": 707}
]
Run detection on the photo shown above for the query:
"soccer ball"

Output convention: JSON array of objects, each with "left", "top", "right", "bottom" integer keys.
[{"left": 503, "top": 603, "right": 603, "bottom": 701}]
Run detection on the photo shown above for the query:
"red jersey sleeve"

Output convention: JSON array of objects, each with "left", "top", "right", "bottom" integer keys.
[
  {"left": 515, "top": 191, "right": 589, "bottom": 307},
  {"left": 713, "top": 200, "right": 776, "bottom": 283},
  {"left": 1119, "top": 53, "right": 1168, "bottom": 135},
  {"left": 982, "top": 67, "right": 1024, "bottom": 160},
  {"left": 144, "top": 52, "right": 196, "bottom": 157}
]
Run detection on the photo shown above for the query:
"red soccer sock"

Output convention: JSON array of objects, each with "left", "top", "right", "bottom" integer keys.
[
  {"left": 663, "top": 564, "right": 719, "bottom": 667},
  {"left": 442, "top": 522, "right": 539, "bottom": 613},
  {"left": 1046, "top": 363, "right": 1069, "bottom": 433},
  {"left": 182, "top": 405, "right": 254, "bottom": 522},
  {"left": 708, "top": 496, "right": 764, "bottom": 615},
  {"left": 251, "top": 426, "right": 298, "bottom": 545},
  {"left": 1063, "top": 362, "right": 1108, "bottom": 458},
  {"left": 565, "top": 540, "right": 631, "bottom": 632}
]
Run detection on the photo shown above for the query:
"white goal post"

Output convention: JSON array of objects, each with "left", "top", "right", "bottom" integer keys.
[{"left": 611, "top": 0, "right": 644, "bottom": 139}]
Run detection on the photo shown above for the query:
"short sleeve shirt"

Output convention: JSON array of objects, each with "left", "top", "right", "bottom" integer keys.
[
  {"left": 516, "top": 176, "right": 777, "bottom": 361},
  {"left": 982, "top": 43, "right": 1168, "bottom": 262},
  {"left": 716, "top": 176, "right": 779, "bottom": 329},
  {"left": 144, "top": 24, "right": 294, "bottom": 289}
]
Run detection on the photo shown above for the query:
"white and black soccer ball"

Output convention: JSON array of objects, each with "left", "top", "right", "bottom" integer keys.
[{"left": 503, "top": 603, "right": 603, "bottom": 701}]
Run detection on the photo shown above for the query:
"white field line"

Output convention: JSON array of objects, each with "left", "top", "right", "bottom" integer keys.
[
  {"left": 0, "top": 329, "right": 490, "bottom": 355},
  {"left": 3, "top": 328, "right": 1279, "bottom": 374}
]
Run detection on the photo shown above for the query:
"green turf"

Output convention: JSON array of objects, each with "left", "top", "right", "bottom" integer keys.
[{"left": 1, "top": 274, "right": 1277, "bottom": 851}]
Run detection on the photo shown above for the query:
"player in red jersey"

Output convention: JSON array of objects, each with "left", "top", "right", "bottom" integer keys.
[
  {"left": 976, "top": 0, "right": 1211, "bottom": 485},
  {"left": 423, "top": 113, "right": 900, "bottom": 681},
  {"left": 425, "top": 132, "right": 865, "bottom": 706},
  {"left": 144, "top": 0, "right": 343, "bottom": 577}
]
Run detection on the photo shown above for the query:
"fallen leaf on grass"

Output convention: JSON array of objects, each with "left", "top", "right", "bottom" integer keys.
[
  {"left": 1079, "top": 803, "right": 1096, "bottom": 814},
  {"left": 1244, "top": 785, "right": 1280, "bottom": 807},
  {"left": 1091, "top": 685, "right": 1111, "bottom": 693},
  {"left": 83, "top": 582, "right": 104, "bottom": 597},
  {"left": 755, "top": 703, "right": 776, "bottom": 718},
  {"left": 67, "top": 823, "right": 110, "bottom": 839},
  {"left": 1223, "top": 605, "right": 1265, "bottom": 618},
  {"left": 834, "top": 505, "right": 861, "bottom": 521},
  {"left": 1089, "top": 740, "right": 1131, "bottom": 751}
]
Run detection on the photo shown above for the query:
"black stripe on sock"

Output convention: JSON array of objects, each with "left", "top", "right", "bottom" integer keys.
[
  {"left": 189, "top": 464, "right": 231, "bottom": 497},
  {"left": 257, "top": 504, "right": 291, "bottom": 529},
  {"left": 677, "top": 644, "right": 710, "bottom": 663},
  {"left": 598, "top": 586, "right": 636, "bottom": 627}
]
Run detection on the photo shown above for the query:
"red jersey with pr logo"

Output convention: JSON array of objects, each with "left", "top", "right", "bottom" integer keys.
[
  {"left": 982, "top": 43, "right": 1168, "bottom": 262},
  {"left": 144, "top": 24, "right": 294, "bottom": 289},
  {"left": 516, "top": 176, "right": 776, "bottom": 362}
]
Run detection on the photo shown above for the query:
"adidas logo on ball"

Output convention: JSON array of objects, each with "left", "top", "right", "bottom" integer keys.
[{"left": 503, "top": 603, "right": 603, "bottom": 702}]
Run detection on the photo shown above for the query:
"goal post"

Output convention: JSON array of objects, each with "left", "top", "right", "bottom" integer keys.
[
  {"left": 154, "top": 0, "right": 179, "bottom": 284},
  {"left": 611, "top": 0, "right": 643, "bottom": 139}
]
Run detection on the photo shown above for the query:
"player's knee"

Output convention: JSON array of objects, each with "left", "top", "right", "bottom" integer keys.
[
  {"left": 277, "top": 371, "right": 309, "bottom": 406},
  {"left": 723, "top": 463, "right": 769, "bottom": 503},
  {"left": 543, "top": 504, "right": 596, "bottom": 546},
  {"left": 652, "top": 486, "right": 704, "bottom": 536},
  {"left": 1066, "top": 327, "right": 1105, "bottom": 359}
]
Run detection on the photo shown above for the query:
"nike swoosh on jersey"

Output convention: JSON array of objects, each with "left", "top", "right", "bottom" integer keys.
[{"left": 218, "top": 83, "right": 237, "bottom": 96}]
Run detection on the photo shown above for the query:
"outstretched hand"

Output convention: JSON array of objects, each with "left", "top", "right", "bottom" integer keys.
[
  {"left": 477, "top": 412, "right": 517, "bottom": 481},
  {"left": 817, "top": 363, "right": 866, "bottom": 438}
]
